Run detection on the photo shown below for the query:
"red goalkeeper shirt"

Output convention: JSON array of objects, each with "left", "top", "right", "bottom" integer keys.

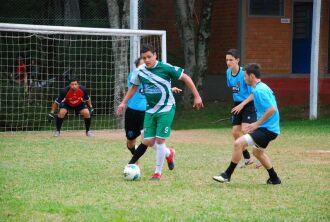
[{"left": 55, "top": 85, "right": 90, "bottom": 107}]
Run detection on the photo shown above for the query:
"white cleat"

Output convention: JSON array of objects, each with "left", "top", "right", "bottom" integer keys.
[
  {"left": 53, "top": 131, "right": 60, "bottom": 137},
  {"left": 86, "top": 131, "right": 94, "bottom": 137},
  {"left": 212, "top": 173, "right": 230, "bottom": 183}
]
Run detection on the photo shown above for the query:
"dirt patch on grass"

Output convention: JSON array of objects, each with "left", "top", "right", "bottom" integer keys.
[
  {"left": 0, "top": 129, "right": 232, "bottom": 146},
  {"left": 304, "top": 150, "right": 330, "bottom": 164}
]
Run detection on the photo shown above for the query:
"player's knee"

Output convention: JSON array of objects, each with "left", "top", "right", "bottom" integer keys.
[
  {"left": 143, "top": 138, "right": 155, "bottom": 147},
  {"left": 81, "top": 109, "right": 90, "bottom": 118},
  {"left": 233, "top": 139, "right": 244, "bottom": 151},
  {"left": 57, "top": 113, "right": 65, "bottom": 118},
  {"left": 127, "top": 140, "right": 136, "bottom": 149},
  {"left": 232, "top": 129, "right": 240, "bottom": 139}
]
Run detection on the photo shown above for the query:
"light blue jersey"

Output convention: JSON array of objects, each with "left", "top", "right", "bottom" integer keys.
[
  {"left": 127, "top": 71, "right": 147, "bottom": 111},
  {"left": 252, "top": 82, "right": 280, "bottom": 134},
  {"left": 226, "top": 67, "right": 252, "bottom": 102}
]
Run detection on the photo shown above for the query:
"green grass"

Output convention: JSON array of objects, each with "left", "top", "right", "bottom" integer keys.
[{"left": 1, "top": 106, "right": 330, "bottom": 221}]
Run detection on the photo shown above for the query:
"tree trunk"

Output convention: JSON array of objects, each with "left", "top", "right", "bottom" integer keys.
[
  {"left": 107, "top": 0, "right": 130, "bottom": 127},
  {"left": 174, "top": 0, "right": 197, "bottom": 109},
  {"left": 64, "top": 0, "right": 81, "bottom": 26},
  {"left": 196, "top": 0, "right": 214, "bottom": 98}
]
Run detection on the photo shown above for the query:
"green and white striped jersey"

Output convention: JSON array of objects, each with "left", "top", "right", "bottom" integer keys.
[{"left": 130, "top": 61, "right": 183, "bottom": 114}]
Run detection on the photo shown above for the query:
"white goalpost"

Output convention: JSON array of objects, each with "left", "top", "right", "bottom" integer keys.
[{"left": 0, "top": 23, "right": 166, "bottom": 131}]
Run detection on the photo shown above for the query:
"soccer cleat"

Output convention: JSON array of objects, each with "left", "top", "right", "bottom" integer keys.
[
  {"left": 166, "top": 148, "right": 175, "bottom": 170},
  {"left": 240, "top": 157, "right": 254, "bottom": 168},
  {"left": 150, "top": 173, "right": 161, "bottom": 181},
  {"left": 255, "top": 160, "right": 262, "bottom": 169},
  {"left": 266, "top": 177, "right": 282, "bottom": 185},
  {"left": 212, "top": 172, "right": 230, "bottom": 183},
  {"left": 244, "top": 157, "right": 254, "bottom": 165},
  {"left": 53, "top": 131, "right": 60, "bottom": 137},
  {"left": 86, "top": 131, "right": 94, "bottom": 137}
]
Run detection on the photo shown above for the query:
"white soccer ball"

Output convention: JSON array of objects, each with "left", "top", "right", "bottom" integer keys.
[{"left": 123, "top": 164, "right": 141, "bottom": 181}]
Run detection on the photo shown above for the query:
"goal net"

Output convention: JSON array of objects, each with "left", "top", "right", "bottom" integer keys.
[{"left": 0, "top": 23, "right": 166, "bottom": 132}]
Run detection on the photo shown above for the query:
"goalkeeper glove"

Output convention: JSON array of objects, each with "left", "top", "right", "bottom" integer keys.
[
  {"left": 48, "top": 112, "right": 56, "bottom": 123},
  {"left": 89, "top": 107, "right": 95, "bottom": 116}
]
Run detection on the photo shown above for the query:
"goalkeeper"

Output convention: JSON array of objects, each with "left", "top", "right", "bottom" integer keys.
[{"left": 48, "top": 78, "right": 94, "bottom": 137}]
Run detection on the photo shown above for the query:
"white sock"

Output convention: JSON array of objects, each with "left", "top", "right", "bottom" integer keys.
[
  {"left": 155, "top": 143, "right": 167, "bottom": 174},
  {"left": 154, "top": 144, "right": 169, "bottom": 156}
]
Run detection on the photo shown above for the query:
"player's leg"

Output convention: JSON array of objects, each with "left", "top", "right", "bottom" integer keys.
[
  {"left": 242, "top": 102, "right": 258, "bottom": 162},
  {"left": 213, "top": 135, "right": 248, "bottom": 183},
  {"left": 55, "top": 104, "right": 68, "bottom": 136},
  {"left": 79, "top": 105, "right": 92, "bottom": 136},
  {"left": 249, "top": 129, "right": 281, "bottom": 184},
  {"left": 125, "top": 108, "right": 144, "bottom": 155},
  {"left": 128, "top": 112, "right": 155, "bottom": 164},
  {"left": 233, "top": 111, "right": 253, "bottom": 166},
  {"left": 151, "top": 107, "right": 176, "bottom": 180}
]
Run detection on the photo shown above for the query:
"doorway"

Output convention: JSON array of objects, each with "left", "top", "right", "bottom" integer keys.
[{"left": 292, "top": 2, "right": 313, "bottom": 74}]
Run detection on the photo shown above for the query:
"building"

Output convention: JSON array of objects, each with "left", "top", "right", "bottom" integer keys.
[{"left": 142, "top": 0, "right": 330, "bottom": 107}]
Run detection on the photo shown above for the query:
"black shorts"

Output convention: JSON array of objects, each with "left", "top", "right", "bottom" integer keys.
[
  {"left": 231, "top": 101, "right": 256, "bottom": 126},
  {"left": 60, "top": 102, "right": 88, "bottom": 115},
  {"left": 125, "top": 107, "right": 145, "bottom": 140},
  {"left": 249, "top": 127, "right": 278, "bottom": 149}
]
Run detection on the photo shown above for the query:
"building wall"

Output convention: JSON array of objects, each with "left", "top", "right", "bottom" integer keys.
[
  {"left": 141, "top": 0, "right": 330, "bottom": 105},
  {"left": 244, "top": 0, "right": 293, "bottom": 74}
]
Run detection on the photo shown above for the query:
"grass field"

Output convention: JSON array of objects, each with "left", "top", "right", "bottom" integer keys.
[{"left": 1, "top": 106, "right": 330, "bottom": 221}]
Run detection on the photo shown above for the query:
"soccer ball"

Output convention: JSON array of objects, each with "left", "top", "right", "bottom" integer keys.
[{"left": 123, "top": 164, "right": 141, "bottom": 181}]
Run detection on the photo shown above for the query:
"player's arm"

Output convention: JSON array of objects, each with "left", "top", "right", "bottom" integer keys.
[
  {"left": 179, "top": 73, "right": 203, "bottom": 109},
  {"left": 116, "top": 85, "right": 138, "bottom": 115},
  {"left": 246, "top": 106, "right": 276, "bottom": 133},
  {"left": 231, "top": 94, "right": 254, "bottom": 114}
]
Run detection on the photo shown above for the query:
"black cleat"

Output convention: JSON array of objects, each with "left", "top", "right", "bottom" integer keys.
[{"left": 266, "top": 177, "right": 282, "bottom": 185}]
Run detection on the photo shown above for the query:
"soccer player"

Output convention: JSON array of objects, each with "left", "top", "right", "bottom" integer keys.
[
  {"left": 117, "top": 44, "right": 203, "bottom": 180},
  {"left": 213, "top": 63, "right": 281, "bottom": 185},
  {"left": 125, "top": 57, "right": 182, "bottom": 157},
  {"left": 225, "top": 49, "right": 258, "bottom": 167},
  {"left": 48, "top": 78, "right": 94, "bottom": 137}
]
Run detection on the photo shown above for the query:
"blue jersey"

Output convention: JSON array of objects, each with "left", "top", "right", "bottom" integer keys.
[
  {"left": 127, "top": 71, "right": 147, "bottom": 111},
  {"left": 252, "top": 82, "right": 280, "bottom": 134},
  {"left": 226, "top": 67, "right": 252, "bottom": 102}
]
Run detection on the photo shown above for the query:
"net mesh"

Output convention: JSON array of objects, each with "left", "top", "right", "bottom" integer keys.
[{"left": 0, "top": 28, "right": 162, "bottom": 131}]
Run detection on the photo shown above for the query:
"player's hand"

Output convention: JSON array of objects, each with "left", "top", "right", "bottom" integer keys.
[
  {"left": 116, "top": 102, "right": 127, "bottom": 116},
  {"left": 231, "top": 103, "right": 244, "bottom": 115},
  {"left": 245, "top": 122, "right": 258, "bottom": 133},
  {"left": 171, "top": 87, "right": 182, "bottom": 94},
  {"left": 89, "top": 107, "right": 95, "bottom": 116},
  {"left": 193, "top": 96, "right": 204, "bottom": 110},
  {"left": 47, "top": 112, "right": 56, "bottom": 123}
]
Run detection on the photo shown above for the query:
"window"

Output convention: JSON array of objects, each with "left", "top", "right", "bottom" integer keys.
[{"left": 249, "top": 0, "right": 284, "bottom": 16}]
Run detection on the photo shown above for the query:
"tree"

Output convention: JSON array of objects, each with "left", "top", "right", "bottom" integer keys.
[
  {"left": 174, "top": 0, "right": 214, "bottom": 108},
  {"left": 107, "top": 0, "right": 130, "bottom": 126}
]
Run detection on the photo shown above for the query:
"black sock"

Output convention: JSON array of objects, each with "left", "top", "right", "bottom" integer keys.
[
  {"left": 242, "top": 149, "right": 251, "bottom": 159},
  {"left": 127, "top": 143, "right": 135, "bottom": 155},
  {"left": 128, "top": 143, "right": 148, "bottom": 164},
  {"left": 267, "top": 167, "right": 278, "bottom": 180},
  {"left": 56, "top": 117, "right": 64, "bottom": 132},
  {"left": 225, "top": 161, "right": 238, "bottom": 178},
  {"left": 84, "top": 118, "right": 91, "bottom": 132}
]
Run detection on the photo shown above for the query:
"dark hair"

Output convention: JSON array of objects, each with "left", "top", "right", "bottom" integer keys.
[
  {"left": 226, "top": 49, "right": 240, "bottom": 59},
  {"left": 69, "top": 78, "right": 79, "bottom": 84},
  {"left": 134, "top": 57, "right": 142, "bottom": 68},
  {"left": 140, "top": 44, "right": 156, "bottom": 54},
  {"left": 245, "top": 63, "right": 261, "bottom": 78}
]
